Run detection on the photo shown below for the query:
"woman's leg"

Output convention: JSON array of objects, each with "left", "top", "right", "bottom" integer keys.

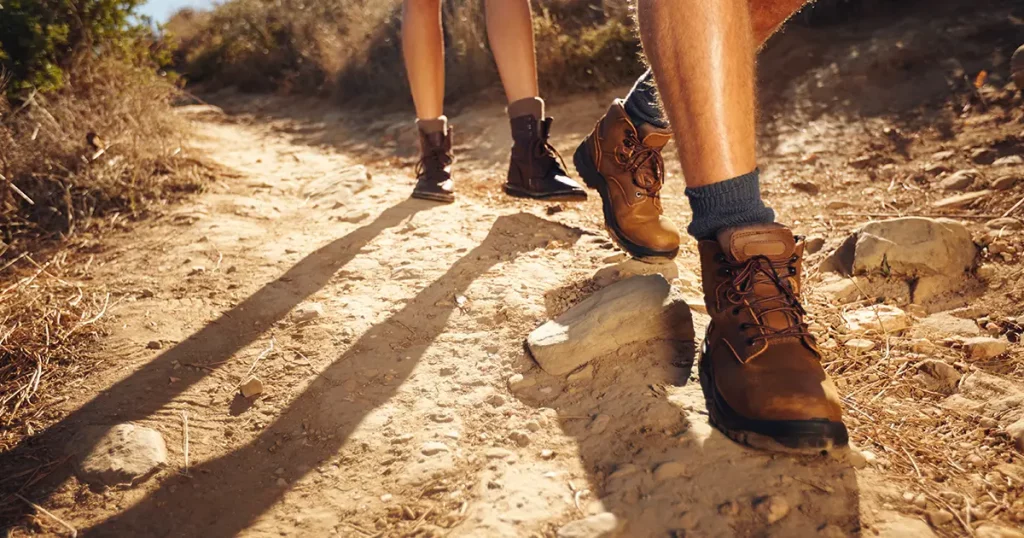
[
  {"left": 402, "top": 0, "right": 445, "bottom": 122},
  {"left": 483, "top": 0, "right": 540, "bottom": 106}
]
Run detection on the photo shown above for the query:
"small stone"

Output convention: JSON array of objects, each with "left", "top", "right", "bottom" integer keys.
[
  {"left": 847, "top": 449, "right": 869, "bottom": 469},
  {"left": 70, "top": 424, "right": 168, "bottom": 487},
  {"left": 391, "top": 433, "right": 414, "bottom": 445},
  {"left": 509, "top": 430, "right": 531, "bottom": 447},
  {"left": 276, "top": 477, "right": 288, "bottom": 487},
  {"left": 754, "top": 495, "right": 790, "bottom": 525},
  {"left": 805, "top": 236, "right": 826, "bottom": 254},
  {"left": 718, "top": 501, "right": 739, "bottom": 516},
  {"left": 938, "top": 169, "right": 978, "bottom": 191},
  {"left": 792, "top": 180, "right": 821, "bottom": 195},
  {"left": 914, "top": 360, "right": 961, "bottom": 393},
  {"left": 844, "top": 339, "right": 875, "bottom": 353},
  {"left": 1006, "top": 418, "right": 1024, "bottom": 452},
  {"left": 486, "top": 394, "right": 506, "bottom": 407},
  {"left": 927, "top": 510, "right": 955, "bottom": 526},
  {"left": 980, "top": 417, "right": 998, "bottom": 428},
  {"left": 993, "top": 155, "right": 1024, "bottom": 167},
  {"left": 963, "top": 337, "right": 1008, "bottom": 360},
  {"left": 188, "top": 266, "right": 206, "bottom": 276},
  {"left": 590, "top": 414, "right": 611, "bottom": 434},
  {"left": 380, "top": 494, "right": 393, "bottom": 502},
  {"left": 971, "top": 148, "right": 996, "bottom": 165},
  {"left": 902, "top": 491, "right": 916, "bottom": 503},
  {"left": 653, "top": 461, "right": 690, "bottom": 481},
  {"left": 486, "top": 448, "right": 513, "bottom": 460},
  {"left": 914, "top": 493, "right": 928, "bottom": 508},
  {"left": 557, "top": 513, "right": 620, "bottom": 538},
  {"left": 992, "top": 176, "right": 1021, "bottom": 191},
  {"left": 977, "top": 264, "right": 998, "bottom": 281},
  {"left": 293, "top": 302, "right": 324, "bottom": 322},
  {"left": 240, "top": 377, "right": 264, "bottom": 398},
  {"left": 420, "top": 442, "right": 449, "bottom": 456},
  {"left": 525, "top": 420, "right": 541, "bottom": 432},
  {"left": 932, "top": 150, "right": 955, "bottom": 161},
  {"left": 507, "top": 373, "right": 535, "bottom": 392},
  {"left": 429, "top": 412, "right": 454, "bottom": 423},
  {"left": 843, "top": 305, "right": 911, "bottom": 335},
  {"left": 819, "top": 524, "right": 846, "bottom": 538},
  {"left": 146, "top": 340, "right": 162, "bottom": 350},
  {"left": 540, "top": 449, "right": 555, "bottom": 460},
  {"left": 933, "top": 190, "right": 991, "bottom": 209}
]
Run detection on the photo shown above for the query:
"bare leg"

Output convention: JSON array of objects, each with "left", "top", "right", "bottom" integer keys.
[
  {"left": 402, "top": 0, "right": 445, "bottom": 120},
  {"left": 484, "top": 0, "right": 540, "bottom": 104},
  {"left": 637, "top": 0, "right": 757, "bottom": 187}
]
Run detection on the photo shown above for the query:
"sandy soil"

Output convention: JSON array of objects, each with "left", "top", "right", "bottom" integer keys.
[{"left": 2, "top": 3, "right": 1024, "bottom": 537}]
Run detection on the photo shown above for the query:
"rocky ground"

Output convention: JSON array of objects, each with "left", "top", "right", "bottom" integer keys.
[{"left": 2, "top": 3, "right": 1024, "bottom": 537}]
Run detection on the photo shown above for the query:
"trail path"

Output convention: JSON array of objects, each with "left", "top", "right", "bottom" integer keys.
[{"left": 4, "top": 95, "right": 947, "bottom": 538}]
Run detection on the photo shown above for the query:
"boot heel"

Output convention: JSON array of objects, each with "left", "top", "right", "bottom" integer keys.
[{"left": 572, "top": 139, "right": 604, "bottom": 192}]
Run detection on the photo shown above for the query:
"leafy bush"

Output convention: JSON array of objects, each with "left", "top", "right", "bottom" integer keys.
[{"left": 171, "top": 0, "right": 644, "bottom": 104}]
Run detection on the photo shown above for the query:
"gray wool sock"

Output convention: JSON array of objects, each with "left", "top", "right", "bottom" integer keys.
[
  {"left": 685, "top": 169, "right": 776, "bottom": 240},
  {"left": 416, "top": 116, "right": 448, "bottom": 135},
  {"left": 623, "top": 69, "right": 670, "bottom": 129}
]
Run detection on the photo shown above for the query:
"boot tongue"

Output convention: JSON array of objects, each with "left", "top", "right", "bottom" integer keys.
[
  {"left": 717, "top": 223, "right": 796, "bottom": 263},
  {"left": 636, "top": 123, "right": 672, "bottom": 149}
]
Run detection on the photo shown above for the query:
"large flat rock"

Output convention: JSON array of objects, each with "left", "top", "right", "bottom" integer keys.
[{"left": 527, "top": 275, "right": 693, "bottom": 376}]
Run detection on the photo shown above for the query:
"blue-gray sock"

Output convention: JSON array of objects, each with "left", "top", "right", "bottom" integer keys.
[
  {"left": 685, "top": 169, "right": 776, "bottom": 240},
  {"left": 623, "top": 70, "right": 670, "bottom": 129}
]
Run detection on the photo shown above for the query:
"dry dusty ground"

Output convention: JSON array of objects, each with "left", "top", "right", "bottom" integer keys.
[{"left": 3, "top": 3, "right": 1024, "bottom": 537}]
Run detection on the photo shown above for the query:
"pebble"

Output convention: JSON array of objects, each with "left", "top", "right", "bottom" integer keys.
[
  {"left": 755, "top": 495, "right": 790, "bottom": 525},
  {"left": 420, "top": 442, "right": 449, "bottom": 456},
  {"left": 844, "top": 338, "right": 876, "bottom": 353},
  {"left": 540, "top": 449, "right": 555, "bottom": 460},
  {"left": 843, "top": 305, "right": 911, "bottom": 335},
  {"left": 485, "top": 448, "right": 514, "bottom": 460},
  {"left": 391, "top": 433, "right": 414, "bottom": 445},
  {"left": 276, "top": 477, "right": 288, "bottom": 487},
  {"left": 430, "top": 412, "right": 454, "bottom": 423},
  {"left": 938, "top": 169, "right": 978, "bottom": 190},
  {"left": 991, "top": 175, "right": 1021, "bottom": 191},
  {"left": 963, "top": 337, "right": 1008, "bottom": 360},
  {"left": 509, "top": 430, "right": 531, "bottom": 447},
  {"left": 70, "top": 424, "right": 168, "bottom": 487},
  {"left": 293, "top": 302, "right": 324, "bottom": 322},
  {"left": 927, "top": 510, "right": 954, "bottom": 526},
  {"left": 590, "top": 414, "right": 611, "bottom": 434},
  {"left": 971, "top": 148, "right": 996, "bottom": 164},
  {"left": 805, "top": 236, "right": 826, "bottom": 254},
  {"left": 380, "top": 494, "right": 393, "bottom": 502},
  {"left": 1007, "top": 418, "right": 1024, "bottom": 452},
  {"left": 977, "top": 264, "right": 998, "bottom": 281},
  {"left": 507, "top": 373, "right": 536, "bottom": 392},
  {"left": 986, "top": 217, "right": 1023, "bottom": 230},
  {"left": 525, "top": 420, "right": 541, "bottom": 432},
  {"left": 718, "top": 501, "right": 739, "bottom": 516},
  {"left": 486, "top": 394, "right": 506, "bottom": 407},
  {"left": 240, "top": 377, "right": 264, "bottom": 398},
  {"left": 993, "top": 155, "right": 1024, "bottom": 166},
  {"left": 791, "top": 180, "right": 821, "bottom": 195},
  {"left": 147, "top": 340, "right": 162, "bottom": 350}
]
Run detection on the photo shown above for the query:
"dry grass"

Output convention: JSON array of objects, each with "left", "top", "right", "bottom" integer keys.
[
  {"left": 171, "top": 0, "right": 643, "bottom": 105},
  {"left": 0, "top": 58, "right": 216, "bottom": 447}
]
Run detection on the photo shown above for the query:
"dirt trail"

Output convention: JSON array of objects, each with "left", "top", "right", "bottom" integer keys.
[
  {"left": 4, "top": 6, "right": 1024, "bottom": 535},
  {"left": 0, "top": 96, "right": 944, "bottom": 538}
]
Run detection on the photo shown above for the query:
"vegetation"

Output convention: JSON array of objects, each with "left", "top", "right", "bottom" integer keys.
[
  {"left": 169, "top": 0, "right": 644, "bottom": 104},
  {"left": 1, "top": 1, "right": 210, "bottom": 439}
]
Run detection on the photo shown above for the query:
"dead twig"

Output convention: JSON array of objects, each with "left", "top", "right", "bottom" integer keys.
[{"left": 180, "top": 411, "right": 190, "bottom": 477}]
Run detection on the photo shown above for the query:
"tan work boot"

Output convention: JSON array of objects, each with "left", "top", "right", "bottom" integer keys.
[
  {"left": 572, "top": 99, "right": 680, "bottom": 258},
  {"left": 698, "top": 223, "right": 848, "bottom": 453},
  {"left": 411, "top": 125, "right": 455, "bottom": 204}
]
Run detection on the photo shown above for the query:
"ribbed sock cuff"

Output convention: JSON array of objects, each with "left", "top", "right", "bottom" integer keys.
[
  {"left": 685, "top": 169, "right": 776, "bottom": 240},
  {"left": 623, "top": 69, "right": 670, "bottom": 129},
  {"left": 416, "top": 116, "right": 448, "bottom": 135},
  {"left": 508, "top": 97, "right": 544, "bottom": 120}
]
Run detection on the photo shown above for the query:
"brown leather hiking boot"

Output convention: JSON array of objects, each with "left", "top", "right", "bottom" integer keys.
[
  {"left": 505, "top": 115, "right": 587, "bottom": 201},
  {"left": 572, "top": 99, "right": 680, "bottom": 259},
  {"left": 698, "top": 223, "right": 848, "bottom": 453},
  {"left": 411, "top": 127, "right": 455, "bottom": 203}
]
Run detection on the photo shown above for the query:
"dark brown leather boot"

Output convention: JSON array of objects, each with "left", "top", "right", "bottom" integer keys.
[
  {"left": 505, "top": 115, "right": 587, "bottom": 202},
  {"left": 411, "top": 127, "right": 455, "bottom": 204},
  {"left": 573, "top": 100, "right": 681, "bottom": 259},
  {"left": 698, "top": 223, "right": 848, "bottom": 453}
]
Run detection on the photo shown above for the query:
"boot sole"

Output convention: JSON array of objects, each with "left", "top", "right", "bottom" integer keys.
[
  {"left": 503, "top": 184, "right": 588, "bottom": 202},
  {"left": 572, "top": 140, "right": 679, "bottom": 260},
  {"left": 698, "top": 339, "right": 849, "bottom": 455},
  {"left": 410, "top": 190, "right": 455, "bottom": 204}
]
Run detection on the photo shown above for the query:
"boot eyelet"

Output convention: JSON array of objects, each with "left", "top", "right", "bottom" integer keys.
[
  {"left": 746, "top": 338, "right": 756, "bottom": 346},
  {"left": 635, "top": 192, "right": 643, "bottom": 198},
  {"left": 719, "top": 268, "right": 731, "bottom": 276},
  {"left": 789, "top": 267, "right": 797, "bottom": 275},
  {"left": 739, "top": 323, "right": 750, "bottom": 330},
  {"left": 790, "top": 255, "right": 798, "bottom": 263},
  {"left": 732, "top": 307, "right": 741, "bottom": 315},
  {"left": 715, "top": 254, "right": 726, "bottom": 262}
]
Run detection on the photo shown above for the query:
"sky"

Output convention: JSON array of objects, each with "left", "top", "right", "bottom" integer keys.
[{"left": 139, "top": 0, "right": 215, "bottom": 22}]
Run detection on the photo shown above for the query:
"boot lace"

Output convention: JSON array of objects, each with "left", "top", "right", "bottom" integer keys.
[
  {"left": 415, "top": 145, "right": 453, "bottom": 182},
  {"left": 619, "top": 130, "right": 664, "bottom": 198},
  {"left": 533, "top": 118, "right": 568, "bottom": 174},
  {"left": 716, "top": 254, "right": 812, "bottom": 346}
]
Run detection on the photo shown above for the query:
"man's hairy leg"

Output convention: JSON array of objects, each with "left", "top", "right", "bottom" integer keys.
[
  {"left": 637, "top": 0, "right": 757, "bottom": 187},
  {"left": 402, "top": 0, "right": 445, "bottom": 120}
]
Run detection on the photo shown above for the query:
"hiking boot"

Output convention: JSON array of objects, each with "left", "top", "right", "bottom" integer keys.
[
  {"left": 572, "top": 99, "right": 680, "bottom": 259},
  {"left": 697, "top": 223, "right": 848, "bottom": 453},
  {"left": 505, "top": 115, "right": 587, "bottom": 201},
  {"left": 411, "top": 127, "right": 455, "bottom": 203}
]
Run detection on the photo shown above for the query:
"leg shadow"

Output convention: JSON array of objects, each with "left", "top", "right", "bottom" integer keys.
[
  {"left": 79, "top": 213, "right": 581, "bottom": 536},
  {"left": 520, "top": 304, "right": 863, "bottom": 536},
  {"left": 0, "top": 199, "right": 429, "bottom": 522}
]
